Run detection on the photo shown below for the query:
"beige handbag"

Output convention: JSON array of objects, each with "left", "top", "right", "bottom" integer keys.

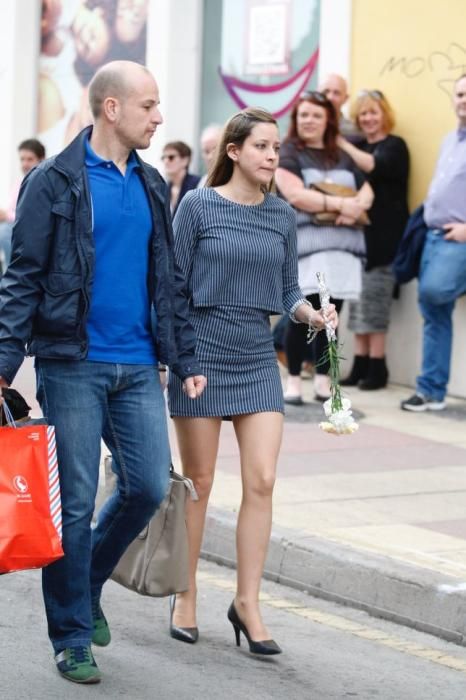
[
  {"left": 310, "top": 181, "right": 370, "bottom": 226},
  {"left": 106, "top": 457, "right": 198, "bottom": 597}
]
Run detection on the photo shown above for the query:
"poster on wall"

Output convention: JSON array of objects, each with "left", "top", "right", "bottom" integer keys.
[
  {"left": 38, "top": 0, "right": 148, "bottom": 157},
  {"left": 200, "top": 0, "right": 320, "bottom": 140},
  {"left": 245, "top": 0, "right": 291, "bottom": 76}
]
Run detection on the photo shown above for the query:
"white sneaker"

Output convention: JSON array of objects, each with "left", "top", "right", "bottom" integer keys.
[
  {"left": 284, "top": 376, "right": 303, "bottom": 405},
  {"left": 314, "top": 374, "right": 331, "bottom": 401},
  {"left": 401, "top": 393, "right": 446, "bottom": 412}
]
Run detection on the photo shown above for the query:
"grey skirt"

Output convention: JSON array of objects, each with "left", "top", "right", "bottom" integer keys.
[
  {"left": 167, "top": 305, "right": 284, "bottom": 418},
  {"left": 348, "top": 266, "right": 395, "bottom": 333}
]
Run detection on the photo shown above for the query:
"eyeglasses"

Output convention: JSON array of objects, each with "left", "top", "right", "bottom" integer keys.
[
  {"left": 299, "top": 90, "right": 328, "bottom": 104},
  {"left": 357, "top": 89, "right": 384, "bottom": 100},
  {"left": 161, "top": 153, "right": 179, "bottom": 162}
]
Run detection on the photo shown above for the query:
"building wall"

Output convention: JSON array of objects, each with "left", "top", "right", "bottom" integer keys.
[
  {"left": 0, "top": 0, "right": 40, "bottom": 200},
  {"left": 350, "top": 0, "right": 466, "bottom": 397}
]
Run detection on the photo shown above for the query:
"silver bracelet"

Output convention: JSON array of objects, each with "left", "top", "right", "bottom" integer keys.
[
  {"left": 306, "top": 323, "right": 321, "bottom": 344},
  {"left": 299, "top": 300, "right": 322, "bottom": 343}
]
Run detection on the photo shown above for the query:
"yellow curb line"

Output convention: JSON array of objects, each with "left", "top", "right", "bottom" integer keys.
[{"left": 197, "top": 571, "right": 466, "bottom": 675}]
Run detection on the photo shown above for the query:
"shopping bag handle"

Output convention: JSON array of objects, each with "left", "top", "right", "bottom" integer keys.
[{"left": 1, "top": 400, "right": 16, "bottom": 428}]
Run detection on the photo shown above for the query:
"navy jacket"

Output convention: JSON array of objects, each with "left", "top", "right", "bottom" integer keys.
[
  {"left": 169, "top": 172, "right": 201, "bottom": 218},
  {"left": 0, "top": 127, "right": 201, "bottom": 384},
  {"left": 392, "top": 204, "right": 428, "bottom": 284}
]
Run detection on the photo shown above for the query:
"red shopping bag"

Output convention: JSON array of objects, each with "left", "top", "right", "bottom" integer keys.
[{"left": 0, "top": 421, "right": 64, "bottom": 573}]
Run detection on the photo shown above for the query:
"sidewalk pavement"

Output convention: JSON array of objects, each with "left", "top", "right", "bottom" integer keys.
[
  {"left": 13, "top": 360, "right": 466, "bottom": 646},
  {"left": 176, "top": 379, "right": 466, "bottom": 647}
]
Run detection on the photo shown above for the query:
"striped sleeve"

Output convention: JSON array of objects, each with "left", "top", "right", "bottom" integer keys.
[
  {"left": 172, "top": 190, "right": 203, "bottom": 287},
  {"left": 281, "top": 205, "right": 306, "bottom": 313}
]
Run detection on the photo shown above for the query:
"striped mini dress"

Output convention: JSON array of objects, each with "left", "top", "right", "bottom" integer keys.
[{"left": 167, "top": 188, "right": 305, "bottom": 419}]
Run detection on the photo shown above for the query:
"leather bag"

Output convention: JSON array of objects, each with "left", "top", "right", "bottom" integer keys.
[
  {"left": 310, "top": 181, "right": 370, "bottom": 226},
  {"left": 108, "top": 458, "right": 198, "bottom": 597}
]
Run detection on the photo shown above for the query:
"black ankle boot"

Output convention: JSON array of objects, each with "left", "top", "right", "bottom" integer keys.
[
  {"left": 340, "top": 355, "right": 369, "bottom": 386},
  {"left": 358, "top": 357, "right": 388, "bottom": 390}
]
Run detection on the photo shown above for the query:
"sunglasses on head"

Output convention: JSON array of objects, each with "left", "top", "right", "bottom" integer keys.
[
  {"left": 161, "top": 153, "right": 179, "bottom": 162},
  {"left": 299, "top": 90, "right": 329, "bottom": 104},
  {"left": 357, "top": 89, "right": 384, "bottom": 100}
]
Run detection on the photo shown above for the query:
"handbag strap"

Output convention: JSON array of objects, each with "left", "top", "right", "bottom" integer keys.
[
  {"left": 170, "top": 464, "right": 199, "bottom": 502},
  {"left": 1, "top": 400, "right": 16, "bottom": 428}
]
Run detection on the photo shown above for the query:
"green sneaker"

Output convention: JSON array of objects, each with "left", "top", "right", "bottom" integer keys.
[
  {"left": 91, "top": 598, "right": 111, "bottom": 647},
  {"left": 55, "top": 645, "right": 101, "bottom": 684}
]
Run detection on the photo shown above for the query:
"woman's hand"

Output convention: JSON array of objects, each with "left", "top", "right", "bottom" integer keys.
[
  {"left": 182, "top": 374, "right": 207, "bottom": 399},
  {"left": 339, "top": 197, "right": 364, "bottom": 220},
  {"left": 336, "top": 135, "right": 349, "bottom": 150},
  {"left": 308, "top": 303, "right": 338, "bottom": 331},
  {"left": 335, "top": 214, "right": 357, "bottom": 226}
]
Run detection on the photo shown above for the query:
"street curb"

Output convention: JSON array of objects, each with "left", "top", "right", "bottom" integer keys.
[{"left": 201, "top": 506, "right": 466, "bottom": 647}]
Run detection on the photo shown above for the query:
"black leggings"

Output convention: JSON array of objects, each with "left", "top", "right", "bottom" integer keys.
[{"left": 285, "top": 294, "right": 344, "bottom": 376}]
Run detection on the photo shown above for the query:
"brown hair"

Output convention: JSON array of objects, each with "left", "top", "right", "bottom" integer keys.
[
  {"left": 163, "top": 141, "right": 192, "bottom": 162},
  {"left": 285, "top": 92, "right": 339, "bottom": 164},
  {"left": 207, "top": 107, "right": 277, "bottom": 190},
  {"left": 351, "top": 91, "right": 395, "bottom": 133}
]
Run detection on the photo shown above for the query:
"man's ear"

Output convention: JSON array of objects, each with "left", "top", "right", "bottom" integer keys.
[{"left": 103, "top": 96, "right": 119, "bottom": 122}]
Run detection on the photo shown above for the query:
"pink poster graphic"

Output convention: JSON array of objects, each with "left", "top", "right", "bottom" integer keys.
[{"left": 38, "top": 0, "right": 148, "bottom": 156}]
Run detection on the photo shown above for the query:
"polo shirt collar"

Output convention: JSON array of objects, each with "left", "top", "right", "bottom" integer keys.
[
  {"left": 84, "top": 138, "right": 139, "bottom": 172},
  {"left": 457, "top": 127, "right": 466, "bottom": 142}
]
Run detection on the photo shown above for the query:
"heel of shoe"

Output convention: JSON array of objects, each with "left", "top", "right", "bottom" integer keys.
[{"left": 232, "top": 623, "right": 241, "bottom": 647}]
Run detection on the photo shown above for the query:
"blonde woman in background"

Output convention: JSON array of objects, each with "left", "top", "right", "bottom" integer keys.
[{"left": 338, "top": 90, "right": 409, "bottom": 389}]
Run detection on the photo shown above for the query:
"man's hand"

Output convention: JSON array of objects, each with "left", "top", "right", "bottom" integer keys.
[
  {"left": 443, "top": 222, "right": 466, "bottom": 242},
  {"left": 182, "top": 375, "right": 207, "bottom": 399}
]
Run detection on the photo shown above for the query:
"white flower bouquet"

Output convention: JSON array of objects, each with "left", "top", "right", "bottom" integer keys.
[{"left": 313, "top": 273, "right": 359, "bottom": 436}]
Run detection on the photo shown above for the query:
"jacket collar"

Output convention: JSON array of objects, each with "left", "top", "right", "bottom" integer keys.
[{"left": 53, "top": 126, "right": 167, "bottom": 202}]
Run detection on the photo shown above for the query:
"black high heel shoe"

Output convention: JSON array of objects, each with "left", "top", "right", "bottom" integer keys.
[
  {"left": 227, "top": 602, "right": 282, "bottom": 655},
  {"left": 169, "top": 594, "right": 199, "bottom": 644}
]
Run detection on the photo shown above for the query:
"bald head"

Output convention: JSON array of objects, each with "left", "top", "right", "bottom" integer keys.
[
  {"left": 319, "top": 74, "right": 349, "bottom": 112},
  {"left": 200, "top": 123, "right": 222, "bottom": 169},
  {"left": 88, "top": 60, "right": 151, "bottom": 119}
]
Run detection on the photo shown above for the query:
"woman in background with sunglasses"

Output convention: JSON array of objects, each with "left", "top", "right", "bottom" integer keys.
[
  {"left": 338, "top": 90, "right": 409, "bottom": 390},
  {"left": 275, "top": 91, "right": 373, "bottom": 404},
  {"left": 162, "top": 141, "right": 200, "bottom": 218}
]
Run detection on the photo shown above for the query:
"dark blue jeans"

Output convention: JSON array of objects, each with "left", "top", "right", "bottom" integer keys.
[{"left": 35, "top": 360, "right": 170, "bottom": 654}]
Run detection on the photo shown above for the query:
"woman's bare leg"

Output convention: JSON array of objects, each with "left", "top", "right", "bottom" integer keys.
[
  {"left": 172, "top": 416, "right": 222, "bottom": 627},
  {"left": 232, "top": 411, "right": 283, "bottom": 640}
]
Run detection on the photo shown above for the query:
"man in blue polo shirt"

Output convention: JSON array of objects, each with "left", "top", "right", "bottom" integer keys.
[
  {"left": 401, "top": 74, "right": 466, "bottom": 411},
  {"left": 0, "top": 61, "right": 206, "bottom": 684}
]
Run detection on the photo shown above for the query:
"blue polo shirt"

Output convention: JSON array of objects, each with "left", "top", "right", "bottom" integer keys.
[{"left": 85, "top": 139, "right": 157, "bottom": 364}]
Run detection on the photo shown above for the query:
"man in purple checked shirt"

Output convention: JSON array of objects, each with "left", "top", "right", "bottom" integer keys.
[{"left": 401, "top": 74, "right": 466, "bottom": 412}]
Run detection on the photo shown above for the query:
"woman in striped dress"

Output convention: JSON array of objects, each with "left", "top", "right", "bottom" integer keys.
[{"left": 167, "top": 108, "right": 338, "bottom": 654}]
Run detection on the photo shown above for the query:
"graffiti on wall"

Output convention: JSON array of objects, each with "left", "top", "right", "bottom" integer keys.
[{"left": 380, "top": 42, "right": 466, "bottom": 99}]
